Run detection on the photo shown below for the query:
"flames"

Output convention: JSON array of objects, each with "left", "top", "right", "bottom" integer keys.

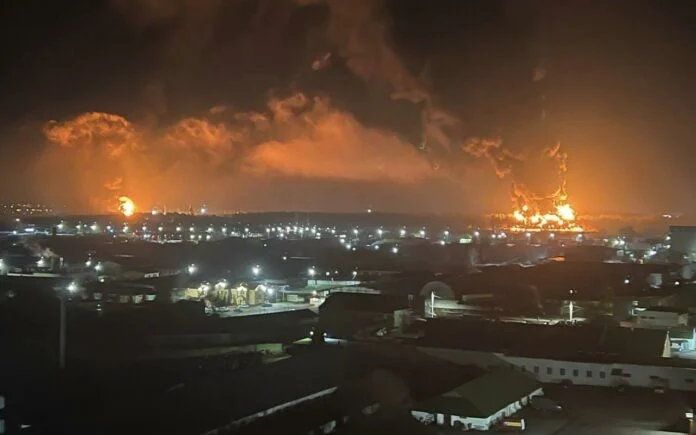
[
  {"left": 118, "top": 196, "right": 135, "bottom": 217},
  {"left": 506, "top": 143, "right": 585, "bottom": 233},
  {"left": 511, "top": 199, "right": 584, "bottom": 233}
]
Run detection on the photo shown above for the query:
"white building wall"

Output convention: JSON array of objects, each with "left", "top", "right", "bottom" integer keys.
[
  {"left": 417, "top": 347, "right": 696, "bottom": 392},
  {"left": 636, "top": 310, "right": 688, "bottom": 327}
]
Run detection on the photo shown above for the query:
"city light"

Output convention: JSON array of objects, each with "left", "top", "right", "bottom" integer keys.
[
  {"left": 252, "top": 265, "right": 261, "bottom": 276},
  {"left": 67, "top": 282, "right": 78, "bottom": 293},
  {"left": 308, "top": 267, "right": 316, "bottom": 277},
  {"left": 187, "top": 264, "right": 197, "bottom": 275},
  {"left": 399, "top": 228, "right": 406, "bottom": 237}
]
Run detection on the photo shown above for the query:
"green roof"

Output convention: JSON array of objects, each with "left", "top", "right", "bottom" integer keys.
[
  {"left": 669, "top": 327, "right": 695, "bottom": 340},
  {"left": 416, "top": 369, "right": 540, "bottom": 418}
]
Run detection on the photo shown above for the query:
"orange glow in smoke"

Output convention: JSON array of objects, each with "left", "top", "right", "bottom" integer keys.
[{"left": 118, "top": 196, "right": 135, "bottom": 217}]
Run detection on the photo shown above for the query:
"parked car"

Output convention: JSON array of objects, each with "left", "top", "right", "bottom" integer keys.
[{"left": 530, "top": 396, "right": 563, "bottom": 412}]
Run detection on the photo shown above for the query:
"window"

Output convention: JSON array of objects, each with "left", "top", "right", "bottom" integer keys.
[
  {"left": 560, "top": 368, "right": 566, "bottom": 376},
  {"left": 600, "top": 372, "right": 606, "bottom": 379},
  {"left": 686, "top": 379, "right": 694, "bottom": 384},
  {"left": 586, "top": 370, "right": 592, "bottom": 378},
  {"left": 611, "top": 368, "right": 622, "bottom": 376},
  {"left": 572, "top": 369, "right": 579, "bottom": 377},
  {"left": 547, "top": 367, "right": 553, "bottom": 375},
  {"left": 520, "top": 366, "right": 526, "bottom": 372},
  {"left": 534, "top": 366, "right": 539, "bottom": 374}
]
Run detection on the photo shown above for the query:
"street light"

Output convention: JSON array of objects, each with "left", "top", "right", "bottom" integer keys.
[
  {"left": 187, "top": 264, "right": 197, "bottom": 275},
  {"left": 252, "top": 265, "right": 261, "bottom": 277},
  {"left": 308, "top": 267, "right": 316, "bottom": 277}
]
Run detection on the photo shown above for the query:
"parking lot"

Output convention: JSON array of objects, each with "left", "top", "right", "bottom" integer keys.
[{"left": 494, "top": 384, "right": 694, "bottom": 434}]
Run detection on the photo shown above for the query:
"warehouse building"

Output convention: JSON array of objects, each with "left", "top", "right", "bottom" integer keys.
[
  {"left": 317, "top": 293, "right": 414, "bottom": 339},
  {"left": 411, "top": 369, "right": 541, "bottom": 431}
]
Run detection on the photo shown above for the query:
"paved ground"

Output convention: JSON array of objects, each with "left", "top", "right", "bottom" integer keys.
[
  {"left": 673, "top": 350, "right": 696, "bottom": 360},
  {"left": 216, "top": 302, "right": 313, "bottom": 317},
  {"left": 490, "top": 384, "right": 693, "bottom": 434}
]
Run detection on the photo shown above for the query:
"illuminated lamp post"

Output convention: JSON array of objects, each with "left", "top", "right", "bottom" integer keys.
[{"left": 308, "top": 267, "right": 317, "bottom": 286}]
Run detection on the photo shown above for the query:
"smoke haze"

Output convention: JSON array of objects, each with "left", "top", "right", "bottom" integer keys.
[
  {"left": 39, "top": 94, "right": 437, "bottom": 212},
  {"left": 34, "top": 0, "right": 565, "bottom": 214}
]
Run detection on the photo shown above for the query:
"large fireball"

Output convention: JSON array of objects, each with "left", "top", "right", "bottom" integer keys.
[{"left": 118, "top": 196, "right": 135, "bottom": 217}]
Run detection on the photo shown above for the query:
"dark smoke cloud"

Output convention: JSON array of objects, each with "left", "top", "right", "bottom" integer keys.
[
  {"left": 38, "top": 94, "right": 434, "bottom": 212},
  {"left": 37, "top": 0, "right": 564, "bottom": 214}
]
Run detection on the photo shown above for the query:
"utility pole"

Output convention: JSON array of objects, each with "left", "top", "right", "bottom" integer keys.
[{"left": 58, "top": 293, "right": 66, "bottom": 370}]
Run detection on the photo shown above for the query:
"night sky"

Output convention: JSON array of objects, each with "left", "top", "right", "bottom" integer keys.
[{"left": 1, "top": 0, "right": 695, "bottom": 215}]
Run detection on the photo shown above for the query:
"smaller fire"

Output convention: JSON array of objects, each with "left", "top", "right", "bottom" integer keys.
[{"left": 118, "top": 196, "right": 135, "bottom": 217}]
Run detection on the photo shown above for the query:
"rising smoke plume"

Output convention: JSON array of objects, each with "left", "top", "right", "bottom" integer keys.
[
  {"left": 39, "top": 93, "right": 434, "bottom": 212},
  {"left": 37, "top": 0, "right": 561, "bottom": 213}
]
